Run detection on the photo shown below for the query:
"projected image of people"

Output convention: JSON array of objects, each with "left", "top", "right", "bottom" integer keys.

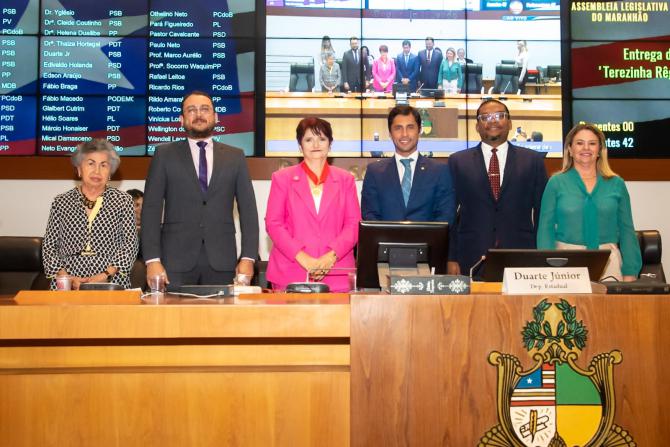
[
  {"left": 263, "top": 1, "right": 563, "bottom": 156},
  {"left": 372, "top": 45, "right": 396, "bottom": 93},
  {"left": 438, "top": 47, "right": 462, "bottom": 94}
]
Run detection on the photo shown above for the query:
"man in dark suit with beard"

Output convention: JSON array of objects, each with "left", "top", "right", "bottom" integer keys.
[
  {"left": 141, "top": 91, "right": 259, "bottom": 288},
  {"left": 418, "top": 37, "right": 443, "bottom": 90},
  {"left": 447, "top": 99, "right": 547, "bottom": 277},
  {"left": 341, "top": 36, "right": 362, "bottom": 93}
]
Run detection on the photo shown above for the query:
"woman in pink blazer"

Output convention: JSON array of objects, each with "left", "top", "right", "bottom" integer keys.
[
  {"left": 372, "top": 45, "right": 396, "bottom": 93},
  {"left": 265, "top": 117, "right": 361, "bottom": 292}
]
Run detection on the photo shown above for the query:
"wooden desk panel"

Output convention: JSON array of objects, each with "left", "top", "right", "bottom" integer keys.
[
  {"left": 350, "top": 293, "right": 670, "bottom": 446},
  {"left": 0, "top": 298, "right": 350, "bottom": 447}
]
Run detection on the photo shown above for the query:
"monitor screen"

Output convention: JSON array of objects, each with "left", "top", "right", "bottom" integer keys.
[
  {"left": 264, "top": 1, "right": 563, "bottom": 157},
  {"left": 418, "top": 88, "right": 445, "bottom": 99},
  {"left": 356, "top": 220, "right": 449, "bottom": 290},
  {"left": 481, "top": 249, "right": 611, "bottom": 282}
]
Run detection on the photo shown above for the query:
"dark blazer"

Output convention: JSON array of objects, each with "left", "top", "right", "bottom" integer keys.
[
  {"left": 418, "top": 48, "right": 443, "bottom": 89},
  {"left": 141, "top": 140, "right": 259, "bottom": 273},
  {"left": 395, "top": 53, "right": 420, "bottom": 92},
  {"left": 341, "top": 49, "right": 362, "bottom": 92},
  {"left": 448, "top": 143, "right": 547, "bottom": 274},
  {"left": 361, "top": 154, "right": 456, "bottom": 223}
]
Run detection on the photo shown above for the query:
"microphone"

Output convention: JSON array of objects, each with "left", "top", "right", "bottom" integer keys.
[
  {"left": 502, "top": 78, "right": 512, "bottom": 95},
  {"left": 469, "top": 255, "right": 487, "bottom": 280},
  {"left": 415, "top": 81, "right": 424, "bottom": 94}
]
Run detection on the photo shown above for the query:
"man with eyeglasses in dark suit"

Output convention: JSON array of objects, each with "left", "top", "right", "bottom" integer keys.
[
  {"left": 447, "top": 99, "right": 547, "bottom": 277},
  {"left": 141, "top": 90, "right": 259, "bottom": 289}
]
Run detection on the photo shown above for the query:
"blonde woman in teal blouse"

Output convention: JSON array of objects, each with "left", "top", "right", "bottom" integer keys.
[
  {"left": 537, "top": 123, "right": 641, "bottom": 281},
  {"left": 437, "top": 48, "right": 462, "bottom": 93}
]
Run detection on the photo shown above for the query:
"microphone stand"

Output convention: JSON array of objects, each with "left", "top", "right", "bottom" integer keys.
[{"left": 469, "top": 255, "right": 487, "bottom": 281}]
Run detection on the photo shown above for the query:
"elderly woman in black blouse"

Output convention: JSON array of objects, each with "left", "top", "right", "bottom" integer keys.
[{"left": 43, "top": 139, "right": 138, "bottom": 290}]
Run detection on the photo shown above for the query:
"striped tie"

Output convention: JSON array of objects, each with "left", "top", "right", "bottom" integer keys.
[{"left": 400, "top": 158, "right": 413, "bottom": 206}]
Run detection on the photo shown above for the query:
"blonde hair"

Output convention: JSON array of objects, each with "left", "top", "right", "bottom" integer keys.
[{"left": 560, "top": 123, "right": 617, "bottom": 179}]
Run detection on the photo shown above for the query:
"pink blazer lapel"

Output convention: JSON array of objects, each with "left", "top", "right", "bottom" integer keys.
[{"left": 292, "top": 168, "right": 319, "bottom": 220}]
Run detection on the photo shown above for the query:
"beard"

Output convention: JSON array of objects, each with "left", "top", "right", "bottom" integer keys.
[{"left": 184, "top": 120, "right": 216, "bottom": 139}]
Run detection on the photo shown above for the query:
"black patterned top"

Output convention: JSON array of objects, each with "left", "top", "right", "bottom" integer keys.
[{"left": 43, "top": 187, "right": 139, "bottom": 290}]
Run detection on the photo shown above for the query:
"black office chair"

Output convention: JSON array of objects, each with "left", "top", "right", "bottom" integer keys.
[
  {"left": 289, "top": 63, "right": 315, "bottom": 92},
  {"left": 0, "top": 236, "right": 49, "bottom": 294},
  {"left": 489, "top": 64, "right": 521, "bottom": 95},
  {"left": 637, "top": 230, "right": 666, "bottom": 282},
  {"left": 463, "top": 63, "right": 483, "bottom": 94}
]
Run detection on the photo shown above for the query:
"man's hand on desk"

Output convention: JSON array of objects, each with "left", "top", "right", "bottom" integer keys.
[
  {"left": 447, "top": 261, "right": 461, "bottom": 276},
  {"left": 146, "top": 261, "right": 169, "bottom": 286}
]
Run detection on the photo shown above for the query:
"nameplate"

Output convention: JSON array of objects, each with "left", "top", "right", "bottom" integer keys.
[
  {"left": 389, "top": 275, "right": 471, "bottom": 295},
  {"left": 502, "top": 267, "right": 592, "bottom": 294}
]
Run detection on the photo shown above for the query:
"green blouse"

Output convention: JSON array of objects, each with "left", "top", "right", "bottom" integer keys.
[{"left": 537, "top": 168, "right": 642, "bottom": 276}]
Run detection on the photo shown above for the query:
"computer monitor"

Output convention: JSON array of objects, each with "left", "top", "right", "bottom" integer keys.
[
  {"left": 481, "top": 249, "right": 611, "bottom": 282},
  {"left": 546, "top": 65, "right": 562, "bottom": 81},
  {"left": 356, "top": 221, "right": 449, "bottom": 290},
  {"left": 418, "top": 88, "right": 445, "bottom": 99}
]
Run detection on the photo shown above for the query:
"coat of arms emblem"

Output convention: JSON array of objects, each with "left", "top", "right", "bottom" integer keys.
[{"left": 479, "top": 298, "right": 636, "bottom": 446}]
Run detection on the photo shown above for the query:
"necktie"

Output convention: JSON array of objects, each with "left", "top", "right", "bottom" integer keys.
[
  {"left": 427, "top": 50, "right": 431, "bottom": 63},
  {"left": 488, "top": 148, "right": 501, "bottom": 200},
  {"left": 400, "top": 158, "right": 413, "bottom": 206},
  {"left": 405, "top": 55, "right": 409, "bottom": 65},
  {"left": 353, "top": 50, "right": 357, "bottom": 64},
  {"left": 197, "top": 141, "right": 208, "bottom": 194}
]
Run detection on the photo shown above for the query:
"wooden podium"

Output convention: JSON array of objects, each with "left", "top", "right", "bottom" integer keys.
[
  {"left": 0, "top": 293, "right": 350, "bottom": 447},
  {"left": 350, "top": 293, "right": 670, "bottom": 446},
  {"left": 2, "top": 292, "right": 669, "bottom": 446}
]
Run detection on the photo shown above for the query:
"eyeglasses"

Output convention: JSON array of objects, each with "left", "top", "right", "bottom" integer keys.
[
  {"left": 476, "top": 112, "right": 509, "bottom": 123},
  {"left": 184, "top": 105, "right": 213, "bottom": 116}
]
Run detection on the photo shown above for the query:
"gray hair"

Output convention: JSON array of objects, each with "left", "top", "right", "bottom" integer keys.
[{"left": 70, "top": 139, "right": 120, "bottom": 175}]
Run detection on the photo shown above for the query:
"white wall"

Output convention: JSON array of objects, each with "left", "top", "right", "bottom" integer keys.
[{"left": 0, "top": 179, "right": 668, "bottom": 276}]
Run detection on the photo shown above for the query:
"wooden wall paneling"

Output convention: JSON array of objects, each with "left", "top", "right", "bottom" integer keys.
[{"left": 350, "top": 294, "right": 670, "bottom": 446}]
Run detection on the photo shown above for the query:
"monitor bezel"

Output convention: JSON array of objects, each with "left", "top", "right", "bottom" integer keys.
[
  {"left": 356, "top": 220, "right": 449, "bottom": 290},
  {"left": 481, "top": 248, "right": 611, "bottom": 282}
]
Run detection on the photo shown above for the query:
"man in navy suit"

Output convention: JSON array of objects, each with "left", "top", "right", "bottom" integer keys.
[
  {"left": 395, "top": 40, "right": 420, "bottom": 93},
  {"left": 418, "top": 37, "right": 443, "bottom": 89},
  {"left": 361, "top": 105, "right": 455, "bottom": 223},
  {"left": 447, "top": 99, "right": 547, "bottom": 277}
]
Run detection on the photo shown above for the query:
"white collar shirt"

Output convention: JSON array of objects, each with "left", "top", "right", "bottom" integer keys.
[{"left": 395, "top": 151, "right": 419, "bottom": 184}]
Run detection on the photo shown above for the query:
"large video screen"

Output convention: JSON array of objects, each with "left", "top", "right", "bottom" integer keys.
[
  {"left": 570, "top": 0, "right": 670, "bottom": 157},
  {"left": 264, "top": 0, "right": 563, "bottom": 157},
  {"left": 0, "top": 0, "right": 256, "bottom": 156}
]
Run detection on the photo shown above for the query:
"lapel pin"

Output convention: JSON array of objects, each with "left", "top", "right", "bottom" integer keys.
[
  {"left": 293, "top": 176, "right": 299, "bottom": 181},
  {"left": 420, "top": 166, "right": 425, "bottom": 171}
]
